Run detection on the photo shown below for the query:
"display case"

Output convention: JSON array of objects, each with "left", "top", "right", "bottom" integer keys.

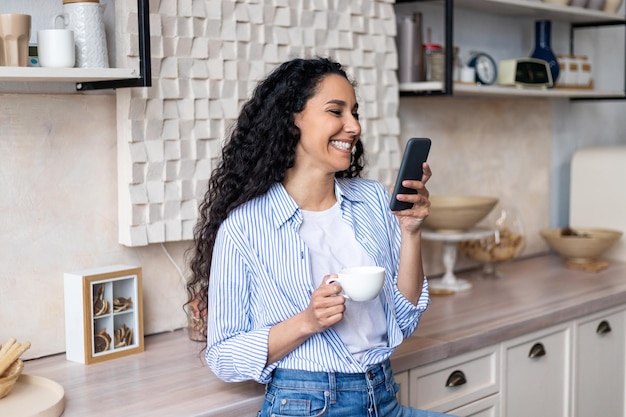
[{"left": 64, "top": 265, "right": 144, "bottom": 364}]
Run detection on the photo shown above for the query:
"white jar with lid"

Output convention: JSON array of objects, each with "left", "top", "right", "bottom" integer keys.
[
  {"left": 568, "top": 55, "right": 580, "bottom": 86},
  {"left": 54, "top": 0, "right": 109, "bottom": 68},
  {"left": 556, "top": 55, "right": 568, "bottom": 86}
]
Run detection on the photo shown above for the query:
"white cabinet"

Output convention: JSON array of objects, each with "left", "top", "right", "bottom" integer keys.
[
  {"left": 573, "top": 306, "right": 626, "bottom": 417},
  {"left": 501, "top": 322, "right": 571, "bottom": 417},
  {"left": 408, "top": 345, "right": 499, "bottom": 413},
  {"left": 395, "top": 369, "right": 410, "bottom": 407},
  {"left": 397, "top": 305, "right": 626, "bottom": 415}
]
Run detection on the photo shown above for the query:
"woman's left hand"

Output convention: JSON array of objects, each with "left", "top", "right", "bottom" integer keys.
[{"left": 391, "top": 162, "right": 431, "bottom": 234}]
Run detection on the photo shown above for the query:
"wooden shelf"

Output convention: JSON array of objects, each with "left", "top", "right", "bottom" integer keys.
[
  {"left": 0, "top": 67, "right": 139, "bottom": 83},
  {"left": 397, "top": 0, "right": 626, "bottom": 23},
  {"left": 398, "top": 81, "right": 446, "bottom": 92},
  {"left": 399, "top": 81, "right": 626, "bottom": 98},
  {"left": 454, "top": 0, "right": 625, "bottom": 23}
]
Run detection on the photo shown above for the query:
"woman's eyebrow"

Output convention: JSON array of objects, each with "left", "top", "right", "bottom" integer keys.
[
  {"left": 325, "top": 99, "right": 347, "bottom": 106},
  {"left": 325, "top": 99, "right": 359, "bottom": 110}
]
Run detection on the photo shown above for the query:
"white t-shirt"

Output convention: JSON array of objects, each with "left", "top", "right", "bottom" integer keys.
[{"left": 299, "top": 202, "right": 387, "bottom": 361}]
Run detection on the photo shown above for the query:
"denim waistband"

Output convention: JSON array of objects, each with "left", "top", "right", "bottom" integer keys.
[{"left": 270, "top": 359, "right": 394, "bottom": 391}]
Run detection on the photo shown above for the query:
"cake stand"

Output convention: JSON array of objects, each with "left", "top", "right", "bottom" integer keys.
[{"left": 423, "top": 228, "right": 496, "bottom": 292}]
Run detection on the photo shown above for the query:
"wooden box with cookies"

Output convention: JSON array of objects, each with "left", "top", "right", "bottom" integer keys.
[{"left": 64, "top": 265, "right": 144, "bottom": 364}]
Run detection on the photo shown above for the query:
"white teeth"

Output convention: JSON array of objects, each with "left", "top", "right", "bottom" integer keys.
[{"left": 331, "top": 141, "right": 351, "bottom": 150}]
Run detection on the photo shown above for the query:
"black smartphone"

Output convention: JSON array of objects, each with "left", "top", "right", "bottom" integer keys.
[{"left": 389, "top": 138, "right": 431, "bottom": 211}]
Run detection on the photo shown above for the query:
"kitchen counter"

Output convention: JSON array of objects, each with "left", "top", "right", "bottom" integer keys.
[{"left": 22, "top": 255, "right": 626, "bottom": 417}]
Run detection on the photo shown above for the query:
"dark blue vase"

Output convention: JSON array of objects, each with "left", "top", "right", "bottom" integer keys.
[{"left": 530, "top": 20, "right": 559, "bottom": 86}]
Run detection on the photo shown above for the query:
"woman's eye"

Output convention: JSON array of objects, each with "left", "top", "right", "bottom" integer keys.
[{"left": 329, "top": 109, "right": 341, "bottom": 116}]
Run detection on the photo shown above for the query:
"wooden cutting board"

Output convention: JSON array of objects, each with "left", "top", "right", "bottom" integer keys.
[
  {"left": 565, "top": 259, "right": 609, "bottom": 272},
  {"left": 0, "top": 374, "right": 65, "bottom": 417}
]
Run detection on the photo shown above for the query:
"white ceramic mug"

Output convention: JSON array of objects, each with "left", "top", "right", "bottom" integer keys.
[
  {"left": 37, "top": 29, "right": 75, "bottom": 68},
  {"left": 326, "top": 266, "right": 385, "bottom": 302}
]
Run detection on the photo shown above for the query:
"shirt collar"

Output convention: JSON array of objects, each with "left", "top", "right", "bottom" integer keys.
[
  {"left": 268, "top": 179, "right": 365, "bottom": 229},
  {"left": 335, "top": 177, "right": 365, "bottom": 205},
  {"left": 267, "top": 182, "right": 300, "bottom": 229}
]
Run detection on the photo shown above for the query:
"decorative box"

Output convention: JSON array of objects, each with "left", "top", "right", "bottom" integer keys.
[{"left": 64, "top": 265, "right": 144, "bottom": 364}]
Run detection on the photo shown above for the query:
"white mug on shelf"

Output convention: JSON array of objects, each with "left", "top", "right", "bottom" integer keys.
[
  {"left": 460, "top": 66, "right": 476, "bottom": 83},
  {"left": 37, "top": 29, "right": 75, "bottom": 68}
]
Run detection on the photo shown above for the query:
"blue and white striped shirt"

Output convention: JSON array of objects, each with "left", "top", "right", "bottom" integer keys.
[{"left": 206, "top": 178, "right": 430, "bottom": 383}]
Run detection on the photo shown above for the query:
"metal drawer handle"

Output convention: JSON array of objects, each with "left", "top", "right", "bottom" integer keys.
[
  {"left": 597, "top": 320, "right": 612, "bottom": 335},
  {"left": 528, "top": 342, "right": 546, "bottom": 359},
  {"left": 445, "top": 370, "right": 467, "bottom": 387}
]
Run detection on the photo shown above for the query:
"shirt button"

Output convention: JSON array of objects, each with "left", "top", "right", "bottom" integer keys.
[{"left": 281, "top": 399, "right": 287, "bottom": 405}]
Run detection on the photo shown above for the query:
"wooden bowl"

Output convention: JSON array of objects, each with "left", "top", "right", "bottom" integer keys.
[
  {"left": 423, "top": 195, "right": 498, "bottom": 233},
  {"left": 0, "top": 359, "right": 24, "bottom": 399},
  {"left": 540, "top": 227, "right": 623, "bottom": 264}
]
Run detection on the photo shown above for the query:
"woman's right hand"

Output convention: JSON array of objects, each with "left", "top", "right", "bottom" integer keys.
[
  {"left": 303, "top": 275, "right": 346, "bottom": 334},
  {"left": 265, "top": 276, "right": 346, "bottom": 366}
]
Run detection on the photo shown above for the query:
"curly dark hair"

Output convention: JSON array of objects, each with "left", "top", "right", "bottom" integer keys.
[{"left": 186, "top": 57, "right": 366, "bottom": 340}]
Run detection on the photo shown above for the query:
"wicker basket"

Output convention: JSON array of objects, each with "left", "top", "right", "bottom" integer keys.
[{"left": 0, "top": 359, "right": 24, "bottom": 399}]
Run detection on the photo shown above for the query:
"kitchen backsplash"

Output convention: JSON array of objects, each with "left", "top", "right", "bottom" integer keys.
[
  {"left": 398, "top": 97, "right": 551, "bottom": 273},
  {"left": 0, "top": 92, "right": 552, "bottom": 359}
]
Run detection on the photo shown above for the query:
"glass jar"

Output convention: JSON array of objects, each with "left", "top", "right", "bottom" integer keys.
[
  {"left": 424, "top": 43, "right": 445, "bottom": 82},
  {"left": 459, "top": 205, "right": 525, "bottom": 279}
]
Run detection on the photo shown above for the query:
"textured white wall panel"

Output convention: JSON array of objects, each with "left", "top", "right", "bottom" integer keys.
[{"left": 116, "top": 0, "right": 401, "bottom": 246}]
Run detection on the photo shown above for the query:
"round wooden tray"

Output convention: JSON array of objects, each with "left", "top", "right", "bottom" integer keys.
[{"left": 0, "top": 374, "right": 65, "bottom": 417}]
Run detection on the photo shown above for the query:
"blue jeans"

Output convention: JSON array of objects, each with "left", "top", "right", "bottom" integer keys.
[{"left": 258, "top": 360, "right": 456, "bottom": 417}]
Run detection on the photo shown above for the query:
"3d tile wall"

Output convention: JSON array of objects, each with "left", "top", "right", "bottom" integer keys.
[{"left": 115, "top": 0, "right": 402, "bottom": 246}]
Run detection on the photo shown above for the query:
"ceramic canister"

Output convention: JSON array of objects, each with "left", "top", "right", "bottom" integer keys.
[
  {"left": 56, "top": 0, "right": 109, "bottom": 68},
  {"left": 0, "top": 14, "right": 31, "bottom": 66}
]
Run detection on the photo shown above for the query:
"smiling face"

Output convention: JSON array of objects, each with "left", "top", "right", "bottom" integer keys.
[{"left": 292, "top": 74, "right": 361, "bottom": 176}]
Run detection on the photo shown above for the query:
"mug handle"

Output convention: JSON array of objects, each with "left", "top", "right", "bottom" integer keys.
[
  {"left": 52, "top": 13, "right": 69, "bottom": 29},
  {"left": 324, "top": 278, "right": 350, "bottom": 299}
]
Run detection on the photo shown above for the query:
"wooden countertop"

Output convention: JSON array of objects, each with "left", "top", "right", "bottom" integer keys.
[{"left": 22, "top": 255, "right": 626, "bottom": 417}]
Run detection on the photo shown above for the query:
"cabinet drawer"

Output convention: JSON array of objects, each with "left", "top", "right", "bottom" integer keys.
[
  {"left": 448, "top": 393, "right": 500, "bottom": 417},
  {"left": 409, "top": 345, "right": 499, "bottom": 412}
]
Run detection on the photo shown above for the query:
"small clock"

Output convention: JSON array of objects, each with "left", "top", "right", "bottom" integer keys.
[
  {"left": 497, "top": 58, "right": 553, "bottom": 88},
  {"left": 468, "top": 52, "right": 498, "bottom": 85}
]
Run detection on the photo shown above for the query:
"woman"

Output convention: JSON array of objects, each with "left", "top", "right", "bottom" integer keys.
[{"left": 187, "top": 57, "right": 453, "bottom": 417}]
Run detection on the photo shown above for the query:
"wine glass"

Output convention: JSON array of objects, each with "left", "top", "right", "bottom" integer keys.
[{"left": 459, "top": 205, "right": 525, "bottom": 279}]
